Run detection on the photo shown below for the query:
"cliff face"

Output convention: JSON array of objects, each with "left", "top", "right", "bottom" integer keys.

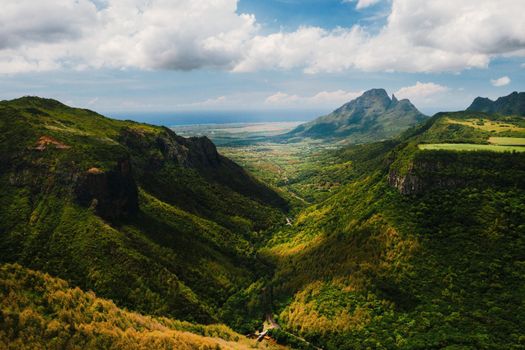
[
  {"left": 388, "top": 160, "right": 465, "bottom": 195},
  {"left": 119, "top": 126, "right": 287, "bottom": 209},
  {"left": 75, "top": 159, "right": 138, "bottom": 220},
  {"left": 388, "top": 152, "right": 525, "bottom": 195}
]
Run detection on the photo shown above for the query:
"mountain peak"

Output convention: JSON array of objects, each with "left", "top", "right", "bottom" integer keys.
[
  {"left": 362, "top": 88, "right": 389, "bottom": 98},
  {"left": 283, "top": 88, "right": 426, "bottom": 142},
  {"left": 391, "top": 94, "right": 398, "bottom": 103}
]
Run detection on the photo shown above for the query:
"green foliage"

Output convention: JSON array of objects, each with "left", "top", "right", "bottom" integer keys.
[
  {"left": 262, "top": 112, "right": 525, "bottom": 349},
  {"left": 0, "top": 97, "right": 286, "bottom": 327},
  {"left": 0, "top": 263, "right": 284, "bottom": 350}
]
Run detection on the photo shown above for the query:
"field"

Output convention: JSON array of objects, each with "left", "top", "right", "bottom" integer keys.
[
  {"left": 172, "top": 121, "right": 303, "bottom": 145},
  {"left": 489, "top": 136, "right": 525, "bottom": 145},
  {"left": 445, "top": 117, "right": 525, "bottom": 133},
  {"left": 418, "top": 143, "right": 525, "bottom": 152}
]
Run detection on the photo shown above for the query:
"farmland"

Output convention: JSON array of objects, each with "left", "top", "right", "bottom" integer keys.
[{"left": 418, "top": 143, "right": 525, "bottom": 152}]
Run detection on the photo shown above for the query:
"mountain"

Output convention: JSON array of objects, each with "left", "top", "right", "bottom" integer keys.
[
  {"left": 467, "top": 91, "right": 525, "bottom": 116},
  {"left": 264, "top": 110, "right": 525, "bottom": 349},
  {"left": 281, "top": 88, "right": 427, "bottom": 142},
  {"left": 0, "top": 96, "right": 286, "bottom": 326}
]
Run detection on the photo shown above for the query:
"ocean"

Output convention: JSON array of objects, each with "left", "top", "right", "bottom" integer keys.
[{"left": 106, "top": 110, "right": 322, "bottom": 127}]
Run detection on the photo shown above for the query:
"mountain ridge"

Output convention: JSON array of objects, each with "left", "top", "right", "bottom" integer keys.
[
  {"left": 467, "top": 91, "right": 525, "bottom": 116},
  {"left": 0, "top": 96, "right": 286, "bottom": 325}
]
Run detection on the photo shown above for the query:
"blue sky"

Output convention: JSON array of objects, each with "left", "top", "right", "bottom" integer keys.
[{"left": 0, "top": 0, "right": 524, "bottom": 122}]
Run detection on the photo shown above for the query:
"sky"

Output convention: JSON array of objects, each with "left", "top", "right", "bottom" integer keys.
[{"left": 1, "top": 0, "right": 524, "bottom": 122}]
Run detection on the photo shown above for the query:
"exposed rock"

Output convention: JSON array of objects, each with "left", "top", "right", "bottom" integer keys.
[
  {"left": 34, "top": 136, "right": 70, "bottom": 151},
  {"left": 388, "top": 151, "right": 525, "bottom": 195},
  {"left": 75, "top": 159, "right": 138, "bottom": 220}
]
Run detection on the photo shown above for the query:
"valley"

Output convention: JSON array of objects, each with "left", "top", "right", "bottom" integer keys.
[
  {"left": 2, "top": 2, "right": 525, "bottom": 349},
  {"left": 1, "top": 90, "right": 524, "bottom": 349}
]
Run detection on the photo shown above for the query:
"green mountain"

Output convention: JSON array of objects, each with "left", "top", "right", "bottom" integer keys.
[
  {"left": 281, "top": 88, "right": 427, "bottom": 142},
  {"left": 263, "top": 110, "right": 525, "bottom": 349},
  {"left": 0, "top": 96, "right": 286, "bottom": 325},
  {"left": 467, "top": 91, "right": 525, "bottom": 116}
]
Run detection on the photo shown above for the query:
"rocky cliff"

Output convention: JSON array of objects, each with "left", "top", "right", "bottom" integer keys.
[{"left": 388, "top": 152, "right": 525, "bottom": 195}]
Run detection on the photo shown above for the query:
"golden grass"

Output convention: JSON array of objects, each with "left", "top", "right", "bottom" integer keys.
[
  {"left": 0, "top": 263, "right": 286, "bottom": 350},
  {"left": 444, "top": 117, "right": 525, "bottom": 133},
  {"left": 488, "top": 137, "right": 525, "bottom": 146},
  {"left": 418, "top": 143, "right": 525, "bottom": 152}
]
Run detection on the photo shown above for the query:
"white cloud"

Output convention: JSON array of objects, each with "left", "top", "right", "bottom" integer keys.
[
  {"left": 178, "top": 96, "right": 228, "bottom": 108},
  {"left": 490, "top": 76, "right": 511, "bottom": 87},
  {"left": 265, "top": 90, "right": 363, "bottom": 107},
  {"left": 343, "top": 0, "right": 383, "bottom": 10},
  {"left": 1, "top": 0, "right": 525, "bottom": 74},
  {"left": 395, "top": 82, "right": 448, "bottom": 99}
]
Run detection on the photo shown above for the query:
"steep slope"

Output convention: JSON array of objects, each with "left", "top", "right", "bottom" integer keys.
[
  {"left": 263, "top": 111, "right": 525, "bottom": 349},
  {"left": 281, "top": 89, "right": 426, "bottom": 143},
  {"left": 0, "top": 96, "right": 286, "bottom": 324},
  {"left": 0, "top": 263, "right": 287, "bottom": 350},
  {"left": 467, "top": 91, "right": 525, "bottom": 116}
]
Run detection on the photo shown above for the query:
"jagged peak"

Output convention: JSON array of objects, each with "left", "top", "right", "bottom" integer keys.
[{"left": 391, "top": 94, "right": 399, "bottom": 103}]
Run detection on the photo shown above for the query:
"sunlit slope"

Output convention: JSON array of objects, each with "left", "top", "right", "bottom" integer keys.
[
  {"left": 263, "top": 111, "right": 525, "bottom": 349},
  {"left": 0, "top": 263, "right": 287, "bottom": 350}
]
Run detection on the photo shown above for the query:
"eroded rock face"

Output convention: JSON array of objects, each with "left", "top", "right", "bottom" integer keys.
[
  {"left": 387, "top": 151, "right": 525, "bottom": 195},
  {"left": 75, "top": 159, "right": 138, "bottom": 220},
  {"left": 388, "top": 162, "right": 466, "bottom": 195},
  {"left": 119, "top": 126, "right": 221, "bottom": 169}
]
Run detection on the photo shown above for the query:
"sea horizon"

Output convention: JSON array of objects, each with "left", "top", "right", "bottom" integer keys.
[{"left": 105, "top": 109, "right": 324, "bottom": 126}]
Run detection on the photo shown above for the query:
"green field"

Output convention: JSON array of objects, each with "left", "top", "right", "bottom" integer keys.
[
  {"left": 489, "top": 136, "right": 525, "bottom": 145},
  {"left": 418, "top": 143, "right": 525, "bottom": 152}
]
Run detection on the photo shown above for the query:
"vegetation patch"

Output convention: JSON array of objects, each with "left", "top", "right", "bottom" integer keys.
[
  {"left": 418, "top": 143, "right": 525, "bottom": 152},
  {"left": 445, "top": 117, "right": 525, "bottom": 133},
  {"left": 488, "top": 136, "right": 525, "bottom": 145}
]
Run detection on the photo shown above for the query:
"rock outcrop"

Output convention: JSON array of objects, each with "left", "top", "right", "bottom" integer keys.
[
  {"left": 389, "top": 152, "right": 525, "bottom": 195},
  {"left": 75, "top": 159, "right": 138, "bottom": 220}
]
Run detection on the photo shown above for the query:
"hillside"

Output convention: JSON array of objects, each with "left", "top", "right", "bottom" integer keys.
[
  {"left": 467, "top": 91, "right": 525, "bottom": 116},
  {"left": 262, "top": 110, "right": 525, "bottom": 349},
  {"left": 0, "top": 96, "right": 287, "bottom": 325},
  {"left": 0, "top": 263, "right": 288, "bottom": 350},
  {"left": 280, "top": 89, "right": 426, "bottom": 143}
]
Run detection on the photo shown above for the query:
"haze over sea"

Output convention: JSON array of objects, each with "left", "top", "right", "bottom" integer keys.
[{"left": 107, "top": 109, "right": 323, "bottom": 126}]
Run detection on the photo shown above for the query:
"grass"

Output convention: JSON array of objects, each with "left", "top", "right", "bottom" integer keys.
[
  {"left": 489, "top": 136, "right": 525, "bottom": 145},
  {"left": 418, "top": 143, "right": 525, "bottom": 152},
  {"left": 445, "top": 117, "right": 525, "bottom": 133}
]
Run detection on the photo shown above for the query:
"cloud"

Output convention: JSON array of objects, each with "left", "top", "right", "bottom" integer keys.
[
  {"left": 0, "top": 0, "right": 97, "bottom": 50},
  {"left": 395, "top": 82, "right": 449, "bottom": 99},
  {"left": 178, "top": 96, "right": 228, "bottom": 108},
  {"left": 343, "top": 0, "right": 383, "bottom": 10},
  {"left": 1, "top": 0, "right": 525, "bottom": 74},
  {"left": 490, "top": 76, "right": 511, "bottom": 87},
  {"left": 236, "top": 0, "right": 525, "bottom": 73},
  {"left": 265, "top": 90, "right": 363, "bottom": 107}
]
